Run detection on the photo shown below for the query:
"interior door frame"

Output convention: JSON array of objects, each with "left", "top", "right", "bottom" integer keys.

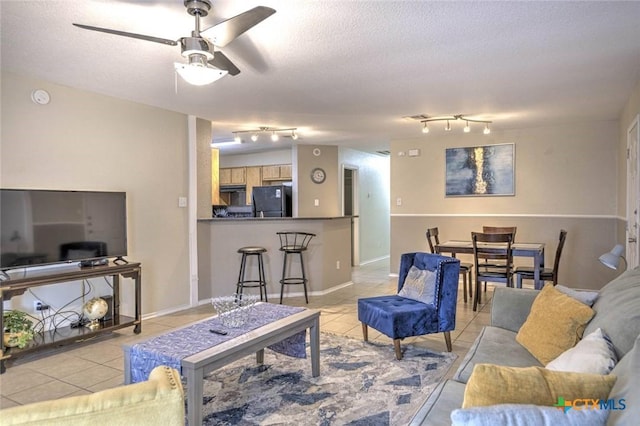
[
  {"left": 627, "top": 114, "right": 640, "bottom": 268},
  {"left": 341, "top": 164, "right": 360, "bottom": 266}
]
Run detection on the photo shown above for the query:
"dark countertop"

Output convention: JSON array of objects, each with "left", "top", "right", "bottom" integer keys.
[{"left": 198, "top": 216, "right": 357, "bottom": 222}]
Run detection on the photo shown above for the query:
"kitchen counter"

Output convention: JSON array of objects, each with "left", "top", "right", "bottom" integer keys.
[
  {"left": 197, "top": 217, "right": 353, "bottom": 301},
  {"left": 201, "top": 216, "right": 356, "bottom": 221}
]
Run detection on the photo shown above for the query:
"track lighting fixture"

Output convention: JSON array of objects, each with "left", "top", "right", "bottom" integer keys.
[
  {"left": 413, "top": 114, "right": 492, "bottom": 135},
  {"left": 232, "top": 126, "right": 299, "bottom": 143}
]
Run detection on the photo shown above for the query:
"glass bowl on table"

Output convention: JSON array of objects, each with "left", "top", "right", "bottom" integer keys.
[{"left": 211, "top": 294, "right": 259, "bottom": 328}]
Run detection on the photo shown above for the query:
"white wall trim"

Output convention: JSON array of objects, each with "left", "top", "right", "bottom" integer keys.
[
  {"left": 391, "top": 213, "right": 624, "bottom": 220},
  {"left": 197, "top": 281, "right": 354, "bottom": 306},
  {"left": 359, "top": 255, "right": 390, "bottom": 265},
  {"left": 143, "top": 303, "right": 193, "bottom": 321},
  {"left": 187, "top": 116, "right": 199, "bottom": 307}
]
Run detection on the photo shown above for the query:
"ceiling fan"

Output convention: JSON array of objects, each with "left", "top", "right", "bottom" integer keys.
[{"left": 73, "top": 0, "right": 276, "bottom": 85}]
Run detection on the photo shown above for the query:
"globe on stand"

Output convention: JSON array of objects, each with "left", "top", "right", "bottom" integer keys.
[{"left": 83, "top": 297, "right": 109, "bottom": 330}]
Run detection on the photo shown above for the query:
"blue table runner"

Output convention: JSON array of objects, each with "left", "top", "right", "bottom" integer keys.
[{"left": 129, "top": 303, "right": 307, "bottom": 383}]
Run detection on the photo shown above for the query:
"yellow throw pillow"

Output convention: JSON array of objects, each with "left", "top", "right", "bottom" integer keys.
[
  {"left": 516, "top": 283, "right": 594, "bottom": 365},
  {"left": 462, "top": 364, "right": 616, "bottom": 408}
]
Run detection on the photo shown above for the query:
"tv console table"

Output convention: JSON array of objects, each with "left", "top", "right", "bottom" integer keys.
[{"left": 0, "top": 262, "right": 141, "bottom": 373}]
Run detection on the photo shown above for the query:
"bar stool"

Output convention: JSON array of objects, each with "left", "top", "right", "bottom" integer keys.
[
  {"left": 236, "top": 246, "right": 268, "bottom": 301},
  {"left": 277, "top": 232, "right": 315, "bottom": 304}
]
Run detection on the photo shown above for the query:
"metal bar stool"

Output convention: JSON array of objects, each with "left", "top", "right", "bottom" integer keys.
[
  {"left": 277, "top": 232, "right": 315, "bottom": 304},
  {"left": 236, "top": 246, "right": 268, "bottom": 301}
]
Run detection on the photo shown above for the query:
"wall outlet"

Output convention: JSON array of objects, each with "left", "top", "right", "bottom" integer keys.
[
  {"left": 336, "top": 260, "right": 340, "bottom": 269},
  {"left": 178, "top": 197, "right": 187, "bottom": 208},
  {"left": 396, "top": 197, "right": 402, "bottom": 206},
  {"left": 314, "top": 199, "right": 320, "bottom": 207}
]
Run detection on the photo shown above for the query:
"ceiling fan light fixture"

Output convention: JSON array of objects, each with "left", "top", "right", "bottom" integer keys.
[{"left": 174, "top": 61, "right": 227, "bottom": 85}]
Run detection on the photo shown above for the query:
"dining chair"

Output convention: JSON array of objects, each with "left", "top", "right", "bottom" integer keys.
[
  {"left": 426, "top": 227, "right": 474, "bottom": 303},
  {"left": 482, "top": 226, "right": 517, "bottom": 239},
  {"left": 471, "top": 232, "right": 514, "bottom": 311},
  {"left": 515, "top": 229, "right": 567, "bottom": 289},
  {"left": 478, "top": 226, "right": 517, "bottom": 292}
]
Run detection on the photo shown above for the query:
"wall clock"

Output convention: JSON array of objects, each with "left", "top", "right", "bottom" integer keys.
[{"left": 310, "top": 167, "right": 326, "bottom": 184}]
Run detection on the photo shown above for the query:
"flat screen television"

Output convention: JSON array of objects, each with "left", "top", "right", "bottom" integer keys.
[{"left": 0, "top": 189, "right": 127, "bottom": 270}]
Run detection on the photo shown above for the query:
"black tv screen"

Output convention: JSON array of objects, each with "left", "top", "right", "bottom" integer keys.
[{"left": 0, "top": 189, "right": 127, "bottom": 269}]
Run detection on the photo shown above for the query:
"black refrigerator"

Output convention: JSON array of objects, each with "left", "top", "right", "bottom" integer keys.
[{"left": 251, "top": 185, "right": 292, "bottom": 217}]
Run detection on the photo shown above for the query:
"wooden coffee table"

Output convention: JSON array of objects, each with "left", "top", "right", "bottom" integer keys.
[{"left": 123, "top": 306, "right": 320, "bottom": 426}]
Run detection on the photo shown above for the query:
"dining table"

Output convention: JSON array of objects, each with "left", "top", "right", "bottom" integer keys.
[{"left": 435, "top": 240, "right": 546, "bottom": 289}]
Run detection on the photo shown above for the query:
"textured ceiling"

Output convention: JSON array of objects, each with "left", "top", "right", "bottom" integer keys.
[{"left": 2, "top": 1, "right": 640, "bottom": 155}]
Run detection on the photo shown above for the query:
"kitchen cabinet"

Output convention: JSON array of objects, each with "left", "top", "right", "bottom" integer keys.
[
  {"left": 231, "top": 168, "right": 246, "bottom": 184},
  {"left": 245, "top": 166, "right": 262, "bottom": 205},
  {"left": 261, "top": 164, "right": 292, "bottom": 181},
  {"left": 280, "top": 164, "right": 292, "bottom": 179},
  {"left": 219, "top": 168, "right": 232, "bottom": 185},
  {"left": 220, "top": 167, "right": 246, "bottom": 185}
]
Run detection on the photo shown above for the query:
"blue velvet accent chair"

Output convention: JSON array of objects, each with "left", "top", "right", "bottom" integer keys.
[{"left": 357, "top": 252, "right": 460, "bottom": 360}]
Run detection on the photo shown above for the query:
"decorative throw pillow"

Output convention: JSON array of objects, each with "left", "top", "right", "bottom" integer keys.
[
  {"left": 556, "top": 285, "right": 599, "bottom": 307},
  {"left": 516, "top": 284, "right": 594, "bottom": 365},
  {"left": 451, "top": 403, "right": 609, "bottom": 426},
  {"left": 546, "top": 328, "right": 617, "bottom": 374},
  {"left": 462, "top": 364, "right": 616, "bottom": 408},
  {"left": 398, "top": 265, "right": 437, "bottom": 304}
]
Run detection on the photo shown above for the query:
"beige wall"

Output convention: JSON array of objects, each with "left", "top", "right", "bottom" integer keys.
[
  {"left": 295, "top": 145, "right": 341, "bottom": 217},
  {"left": 1, "top": 72, "right": 191, "bottom": 316},
  {"left": 220, "top": 149, "right": 292, "bottom": 168},
  {"left": 390, "top": 121, "right": 621, "bottom": 290},
  {"left": 196, "top": 118, "right": 213, "bottom": 219}
]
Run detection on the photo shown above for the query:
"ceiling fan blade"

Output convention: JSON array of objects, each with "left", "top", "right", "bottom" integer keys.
[
  {"left": 209, "top": 51, "right": 241, "bottom": 76},
  {"left": 201, "top": 6, "right": 276, "bottom": 48},
  {"left": 72, "top": 23, "right": 178, "bottom": 46}
]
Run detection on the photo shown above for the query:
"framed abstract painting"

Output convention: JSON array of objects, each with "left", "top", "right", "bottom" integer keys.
[{"left": 445, "top": 143, "right": 515, "bottom": 196}]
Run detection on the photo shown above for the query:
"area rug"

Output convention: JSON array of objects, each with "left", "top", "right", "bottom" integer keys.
[{"left": 199, "top": 333, "right": 457, "bottom": 425}]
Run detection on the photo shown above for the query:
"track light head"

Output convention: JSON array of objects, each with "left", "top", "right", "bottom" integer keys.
[
  {"left": 445, "top": 120, "right": 451, "bottom": 131},
  {"left": 422, "top": 122, "right": 429, "bottom": 134},
  {"left": 251, "top": 134, "right": 258, "bottom": 142},
  {"left": 291, "top": 130, "right": 299, "bottom": 140},
  {"left": 483, "top": 124, "right": 491, "bottom": 135},
  {"left": 463, "top": 121, "right": 470, "bottom": 133},
  {"left": 271, "top": 131, "right": 279, "bottom": 142}
]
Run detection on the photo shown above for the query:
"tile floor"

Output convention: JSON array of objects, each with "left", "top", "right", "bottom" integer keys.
[{"left": 0, "top": 258, "right": 495, "bottom": 411}]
